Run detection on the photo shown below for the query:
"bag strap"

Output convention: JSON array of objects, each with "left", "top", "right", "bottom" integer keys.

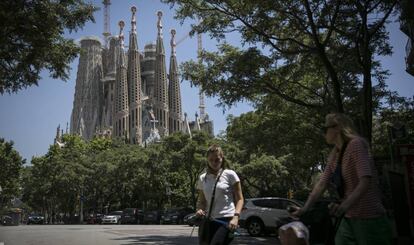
[
  {"left": 336, "top": 141, "right": 349, "bottom": 167},
  {"left": 332, "top": 140, "right": 349, "bottom": 198},
  {"left": 206, "top": 169, "right": 224, "bottom": 219}
]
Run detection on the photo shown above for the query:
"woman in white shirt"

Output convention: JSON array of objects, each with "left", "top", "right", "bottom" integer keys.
[{"left": 196, "top": 144, "right": 244, "bottom": 245}]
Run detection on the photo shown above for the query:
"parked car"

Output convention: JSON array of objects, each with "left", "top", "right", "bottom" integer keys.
[
  {"left": 160, "top": 208, "right": 194, "bottom": 224},
  {"left": 239, "top": 197, "right": 303, "bottom": 236},
  {"left": 27, "top": 214, "right": 45, "bottom": 225},
  {"left": 183, "top": 213, "right": 198, "bottom": 226},
  {"left": 101, "top": 211, "right": 123, "bottom": 224},
  {"left": 86, "top": 213, "right": 104, "bottom": 224},
  {"left": 121, "top": 208, "right": 143, "bottom": 224},
  {"left": 1, "top": 215, "right": 13, "bottom": 226},
  {"left": 142, "top": 210, "right": 162, "bottom": 224}
]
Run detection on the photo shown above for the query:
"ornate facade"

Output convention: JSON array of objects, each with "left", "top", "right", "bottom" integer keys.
[{"left": 70, "top": 7, "right": 213, "bottom": 144}]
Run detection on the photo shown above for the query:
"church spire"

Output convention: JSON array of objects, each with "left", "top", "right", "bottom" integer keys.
[
  {"left": 170, "top": 29, "right": 176, "bottom": 56},
  {"left": 157, "top": 10, "right": 163, "bottom": 38},
  {"left": 127, "top": 6, "right": 142, "bottom": 145},
  {"left": 114, "top": 20, "right": 129, "bottom": 140},
  {"left": 168, "top": 29, "right": 182, "bottom": 133},
  {"left": 119, "top": 21, "right": 125, "bottom": 49},
  {"left": 131, "top": 6, "right": 137, "bottom": 34},
  {"left": 154, "top": 11, "right": 169, "bottom": 137}
]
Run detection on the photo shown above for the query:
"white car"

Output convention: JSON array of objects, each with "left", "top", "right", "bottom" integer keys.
[
  {"left": 240, "top": 197, "right": 303, "bottom": 236},
  {"left": 101, "top": 211, "right": 123, "bottom": 224}
]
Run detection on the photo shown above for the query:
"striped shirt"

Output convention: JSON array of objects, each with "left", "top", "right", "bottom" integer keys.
[{"left": 320, "top": 137, "right": 385, "bottom": 218}]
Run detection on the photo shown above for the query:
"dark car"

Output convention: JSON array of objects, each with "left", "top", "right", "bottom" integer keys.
[
  {"left": 160, "top": 208, "right": 194, "bottom": 225},
  {"left": 27, "top": 214, "right": 45, "bottom": 224},
  {"left": 143, "top": 210, "right": 162, "bottom": 224},
  {"left": 86, "top": 213, "right": 104, "bottom": 224},
  {"left": 1, "top": 215, "right": 13, "bottom": 226},
  {"left": 121, "top": 208, "right": 143, "bottom": 224}
]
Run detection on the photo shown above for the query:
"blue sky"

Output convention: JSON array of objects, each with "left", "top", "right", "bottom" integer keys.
[{"left": 0, "top": 0, "right": 412, "bottom": 163}]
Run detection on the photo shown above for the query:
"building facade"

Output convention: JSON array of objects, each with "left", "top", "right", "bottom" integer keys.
[{"left": 70, "top": 7, "right": 213, "bottom": 144}]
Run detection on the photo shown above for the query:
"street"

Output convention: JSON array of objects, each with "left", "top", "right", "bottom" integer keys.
[{"left": 0, "top": 225, "right": 280, "bottom": 245}]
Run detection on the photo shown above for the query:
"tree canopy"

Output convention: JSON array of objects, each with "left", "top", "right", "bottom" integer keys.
[
  {"left": 0, "top": 0, "right": 97, "bottom": 94},
  {"left": 162, "top": 0, "right": 398, "bottom": 142},
  {"left": 0, "top": 138, "right": 25, "bottom": 209}
]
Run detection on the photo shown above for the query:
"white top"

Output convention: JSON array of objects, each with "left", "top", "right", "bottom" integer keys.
[{"left": 197, "top": 169, "right": 240, "bottom": 219}]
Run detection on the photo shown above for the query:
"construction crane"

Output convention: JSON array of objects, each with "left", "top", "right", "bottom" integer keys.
[
  {"left": 102, "top": 0, "right": 111, "bottom": 47},
  {"left": 197, "top": 32, "right": 206, "bottom": 123},
  {"left": 174, "top": 19, "right": 206, "bottom": 122}
]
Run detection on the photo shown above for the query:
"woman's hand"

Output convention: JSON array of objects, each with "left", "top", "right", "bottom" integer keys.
[
  {"left": 196, "top": 209, "right": 206, "bottom": 217},
  {"left": 228, "top": 216, "right": 239, "bottom": 231},
  {"left": 290, "top": 206, "right": 305, "bottom": 218},
  {"left": 328, "top": 202, "right": 349, "bottom": 217}
]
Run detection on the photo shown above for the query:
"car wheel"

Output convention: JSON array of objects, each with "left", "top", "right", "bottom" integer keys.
[
  {"left": 247, "top": 218, "right": 264, "bottom": 237},
  {"left": 118, "top": 219, "right": 121, "bottom": 225}
]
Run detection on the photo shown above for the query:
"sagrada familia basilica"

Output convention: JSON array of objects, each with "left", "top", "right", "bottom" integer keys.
[{"left": 64, "top": 3, "right": 213, "bottom": 145}]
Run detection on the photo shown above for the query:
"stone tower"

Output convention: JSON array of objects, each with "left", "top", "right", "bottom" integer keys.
[
  {"left": 101, "top": 36, "right": 118, "bottom": 129},
  {"left": 153, "top": 11, "right": 169, "bottom": 137},
  {"left": 113, "top": 21, "right": 129, "bottom": 140},
  {"left": 70, "top": 37, "right": 103, "bottom": 140},
  {"left": 127, "top": 6, "right": 142, "bottom": 144},
  {"left": 70, "top": 4, "right": 213, "bottom": 144},
  {"left": 168, "top": 29, "right": 183, "bottom": 133}
]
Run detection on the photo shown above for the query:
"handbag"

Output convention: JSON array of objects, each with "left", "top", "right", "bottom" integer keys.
[{"left": 198, "top": 170, "right": 223, "bottom": 245}]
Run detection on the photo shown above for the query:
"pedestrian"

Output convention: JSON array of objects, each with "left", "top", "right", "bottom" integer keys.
[
  {"left": 292, "top": 113, "right": 392, "bottom": 245},
  {"left": 196, "top": 144, "right": 244, "bottom": 245}
]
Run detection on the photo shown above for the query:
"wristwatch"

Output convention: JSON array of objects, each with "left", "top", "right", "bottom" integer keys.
[{"left": 234, "top": 213, "right": 240, "bottom": 217}]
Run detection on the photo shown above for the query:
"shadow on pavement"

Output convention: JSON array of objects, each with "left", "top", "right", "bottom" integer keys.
[
  {"left": 113, "top": 234, "right": 280, "bottom": 245},
  {"left": 113, "top": 235, "right": 197, "bottom": 245}
]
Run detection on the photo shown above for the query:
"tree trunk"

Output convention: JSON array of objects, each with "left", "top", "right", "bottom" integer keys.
[{"left": 359, "top": 6, "right": 373, "bottom": 144}]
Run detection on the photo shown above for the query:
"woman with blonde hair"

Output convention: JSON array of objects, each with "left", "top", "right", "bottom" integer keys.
[
  {"left": 196, "top": 144, "right": 244, "bottom": 245},
  {"left": 292, "top": 113, "right": 391, "bottom": 245}
]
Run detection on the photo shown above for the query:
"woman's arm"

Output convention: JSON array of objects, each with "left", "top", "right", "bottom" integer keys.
[
  {"left": 196, "top": 190, "right": 207, "bottom": 217},
  {"left": 292, "top": 177, "right": 328, "bottom": 217},
  {"left": 229, "top": 182, "right": 244, "bottom": 230}
]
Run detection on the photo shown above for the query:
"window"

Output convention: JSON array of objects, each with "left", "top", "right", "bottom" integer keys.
[{"left": 118, "top": 119, "right": 121, "bottom": 135}]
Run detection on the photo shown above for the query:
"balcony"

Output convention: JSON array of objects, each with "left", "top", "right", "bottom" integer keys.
[{"left": 406, "top": 38, "right": 414, "bottom": 76}]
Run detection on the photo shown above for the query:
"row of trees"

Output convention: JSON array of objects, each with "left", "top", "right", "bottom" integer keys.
[{"left": 18, "top": 127, "right": 327, "bottom": 220}]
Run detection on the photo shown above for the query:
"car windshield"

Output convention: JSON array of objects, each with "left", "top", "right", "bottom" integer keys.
[{"left": 109, "top": 211, "right": 122, "bottom": 215}]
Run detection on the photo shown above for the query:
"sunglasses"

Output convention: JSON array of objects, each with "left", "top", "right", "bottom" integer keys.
[{"left": 321, "top": 124, "right": 337, "bottom": 134}]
